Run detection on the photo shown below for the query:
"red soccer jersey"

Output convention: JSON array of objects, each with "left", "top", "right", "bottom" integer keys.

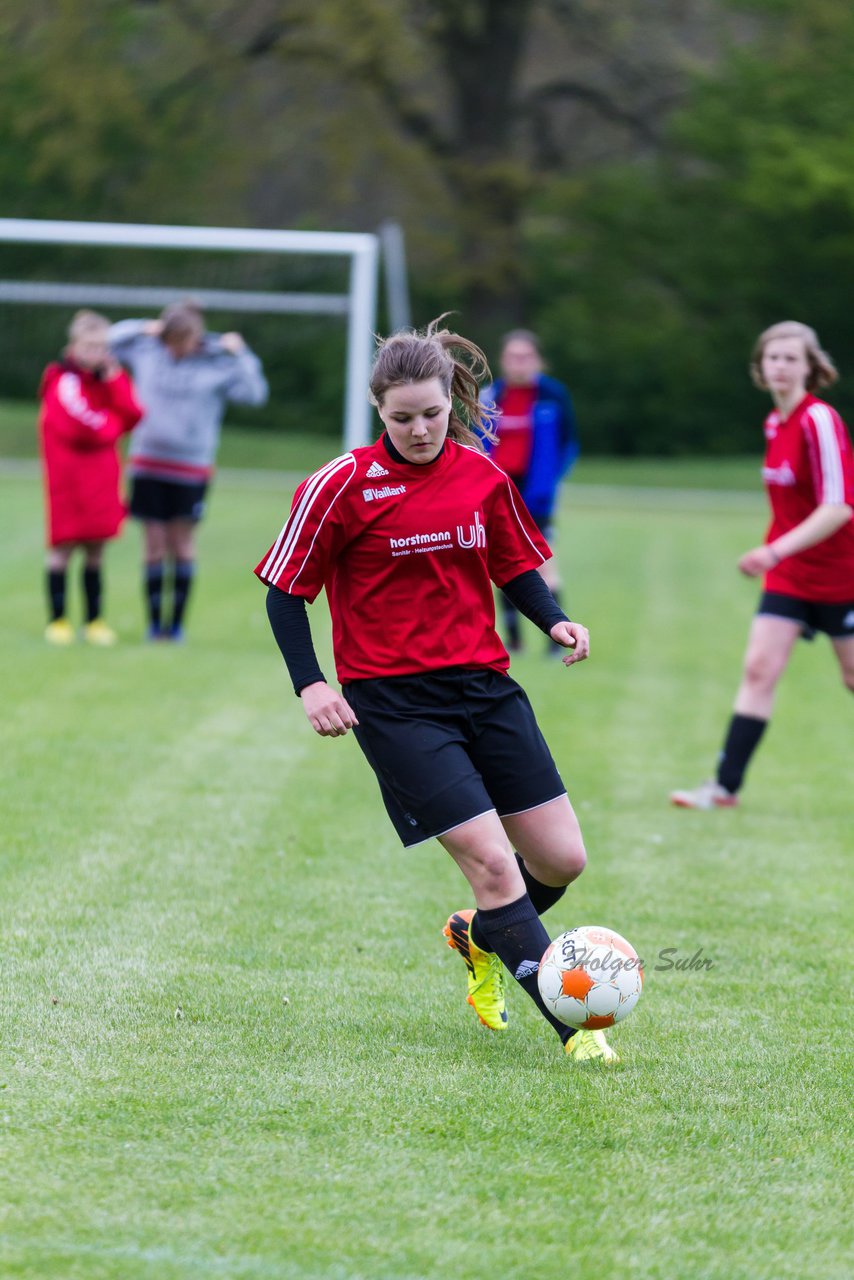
[
  {"left": 38, "top": 362, "right": 143, "bottom": 547},
  {"left": 761, "top": 394, "right": 854, "bottom": 601},
  {"left": 492, "top": 385, "right": 536, "bottom": 481},
  {"left": 255, "top": 437, "right": 552, "bottom": 682}
]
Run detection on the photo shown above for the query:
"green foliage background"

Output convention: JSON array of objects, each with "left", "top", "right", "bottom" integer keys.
[{"left": 1, "top": 0, "right": 853, "bottom": 452}]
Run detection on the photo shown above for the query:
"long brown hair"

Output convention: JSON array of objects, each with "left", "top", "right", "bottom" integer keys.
[
  {"left": 750, "top": 321, "right": 838, "bottom": 393},
  {"left": 369, "top": 316, "right": 497, "bottom": 449}
]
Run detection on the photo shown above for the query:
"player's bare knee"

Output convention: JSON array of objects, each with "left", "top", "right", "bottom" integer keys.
[
  {"left": 554, "top": 839, "right": 586, "bottom": 883},
  {"left": 476, "top": 846, "right": 516, "bottom": 894},
  {"left": 566, "top": 840, "right": 587, "bottom": 880},
  {"left": 743, "top": 652, "right": 783, "bottom": 693}
]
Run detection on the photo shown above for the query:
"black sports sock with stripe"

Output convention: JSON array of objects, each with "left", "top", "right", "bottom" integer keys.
[
  {"left": 469, "top": 855, "right": 566, "bottom": 950},
  {"left": 145, "top": 561, "right": 164, "bottom": 632},
  {"left": 716, "top": 713, "right": 768, "bottom": 794},
  {"left": 170, "top": 559, "right": 195, "bottom": 631},
  {"left": 83, "top": 565, "right": 102, "bottom": 623},
  {"left": 46, "top": 569, "right": 66, "bottom": 621},
  {"left": 473, "top": 893, "right": 574, "bottom": 1043},
  {"left": 515, "top": 853, "right": 567, "bottom": 915}
]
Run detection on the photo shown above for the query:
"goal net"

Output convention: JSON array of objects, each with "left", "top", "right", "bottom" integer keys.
[{"left": 0, "top": 218, "right": 382, "bottom": 455}]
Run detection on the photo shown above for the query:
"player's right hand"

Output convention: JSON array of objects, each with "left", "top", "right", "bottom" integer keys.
[
  {"left": 550, "top": 620, "right": 589, "bottom": 666},
  {"left": 299, "top": 682, "right": 359, "bottom": 738}
]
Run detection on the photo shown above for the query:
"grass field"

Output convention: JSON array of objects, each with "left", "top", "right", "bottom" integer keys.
[{"left": 1, "top": 462, "right": 852, "bottom": 1280}]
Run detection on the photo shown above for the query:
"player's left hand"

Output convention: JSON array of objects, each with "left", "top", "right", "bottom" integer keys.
[
  {"left": 220, "top": 332, "right": 246, "bottom": 355},
  {"left": 550, "top": 620, "right": 589, "bottom": 666},
  {"left": 738, "top": 546, "right": 777, "bottom": 577}
]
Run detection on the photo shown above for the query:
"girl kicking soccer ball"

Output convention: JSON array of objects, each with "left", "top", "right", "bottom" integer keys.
[{"left": 256, "top": 318, "right": 617, "bottom": 1064}]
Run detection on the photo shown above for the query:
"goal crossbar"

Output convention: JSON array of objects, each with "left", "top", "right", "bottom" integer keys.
[
  {"left": 0, "top": 217, "right": 379, "bottom": 449},
  {"left": 0, "top": 282, "right": 349, "bottom": 316}
]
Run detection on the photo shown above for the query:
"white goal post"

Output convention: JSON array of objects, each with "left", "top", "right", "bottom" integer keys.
[{"left": 0, "top": 217, "right": 381, "bottom": 451}]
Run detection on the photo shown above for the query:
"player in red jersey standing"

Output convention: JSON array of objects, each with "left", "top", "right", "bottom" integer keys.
[
  {"left": 38, "top": 310, "right": 143, "bottom": 646},
  {"left": 671, "top": 321, "right": 854, "bottom": 809},
  {"left": 256, "top": 319, "right": 617, "bottom": 1064},
  {"left": 481, "top": 330, "right": 579, "bottom": 654}
]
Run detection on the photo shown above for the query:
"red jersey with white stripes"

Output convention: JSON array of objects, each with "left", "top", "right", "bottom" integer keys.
[
  {"left": 255, "top": 436, "right": 552, "bottom": 682},
  {"left": 761, "top": 394, "right": 854, "bottom": 601},
  {"left": 38, "top": 361, "right": 142, "bottom": 547}
]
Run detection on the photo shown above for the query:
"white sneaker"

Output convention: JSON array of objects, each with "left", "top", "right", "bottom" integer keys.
[{"left": 670, "top": 779, "right": 738, "bottom": 810}]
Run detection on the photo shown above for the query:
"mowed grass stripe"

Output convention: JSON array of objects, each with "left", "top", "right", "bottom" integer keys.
[{"left": 1, "top": 472, "right": 852, "bottom": 1280}]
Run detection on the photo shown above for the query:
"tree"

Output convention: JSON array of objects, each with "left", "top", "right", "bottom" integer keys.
[
  {"left": 146, "top": 1, "right": 733, "bottom": 332},
  {"left": 523, "top": 0, "right": 854, "bottom": 451},
  {"left": 0, "top": 0, "right": 246, "bottom": 223}
]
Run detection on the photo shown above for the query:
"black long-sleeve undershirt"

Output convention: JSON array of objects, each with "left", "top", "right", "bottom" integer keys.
[
  {"left": 266, "top": 586, "right": 326, "bottom": 696},
  {"left": 266, "top": 570, "right": 569, "bottom": 696},
  {"left": 501, "top": 570, "right": 569, "bottom": 634}
]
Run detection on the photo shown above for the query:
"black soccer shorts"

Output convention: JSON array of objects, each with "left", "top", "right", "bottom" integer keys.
[
  {"left": 130, "top": 476, "right": 208, "bottom": 524},
  {"left": 344, "top": 667, "right": 567, "bottom": 848},
  {"left": 757, "top": 590, "right": 854, "bottom": 641}
]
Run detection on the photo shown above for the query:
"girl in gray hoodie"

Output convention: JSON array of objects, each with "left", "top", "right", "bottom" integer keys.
[{"left": 111, "top": 302, "right": 268, "bottom": 640}]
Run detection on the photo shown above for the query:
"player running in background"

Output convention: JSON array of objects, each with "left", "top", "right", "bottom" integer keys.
[
  {"left": 481, "top": 330, "right": 579, "bottom": 654},
  {"left": 256, "top": 318, "right": 617, "bottom": 1064},
  {"left": 110, "top": 302, "right": 268, "bottom": 641},
  {"left": 38, "top": 310, "right": 142, "bottom": 646},
  {"left": 671, "top": 321, "right": 854, "bottom": 810}
]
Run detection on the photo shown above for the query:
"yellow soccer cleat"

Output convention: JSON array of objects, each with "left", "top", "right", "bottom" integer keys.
[
  {"left": 44, "top": 618, "right": 75, "bottom": 646},
  {"left": 83, "top": 619, "right": 118, "bottom": 647},
  {"left": 443, "top": 909, "right": 508, "bottom": 1031},
  {"left": 565, "top": 1028, "right": 620, "bottom": 1064}
]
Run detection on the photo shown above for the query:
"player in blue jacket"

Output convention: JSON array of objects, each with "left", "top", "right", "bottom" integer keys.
[{"left": 481, "top": 330, "right": 579, "bottom": 652}]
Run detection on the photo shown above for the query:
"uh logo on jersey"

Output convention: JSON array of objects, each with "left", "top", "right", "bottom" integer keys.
[{"left": 456, "top": 510, "right": 486, "bottom": 548}]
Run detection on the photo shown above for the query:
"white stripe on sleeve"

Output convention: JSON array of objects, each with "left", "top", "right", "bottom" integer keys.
[
  {"left": 260, "top": 455, "right": 347, "bottom": 580},
  {"left": 263, "top": 454, "right": 355, "bottom": 586},
  {"left": 57, "top": 372, "right": 108, "bottom": 430},
  {"left": 808, "top": 404, "right": 845, "bottom": 504}
]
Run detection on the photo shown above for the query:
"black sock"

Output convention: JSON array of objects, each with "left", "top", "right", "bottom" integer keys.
[
  {"left": 145, "top": 561, "right": 164, "bottom": 632},
  {"left": 470, "top": 856, "right": 566, "bottom": 951},
  {"left": 500, "top": 593, "right": 521, "bottom": 649},
  {"left": 474, "top": 893, "right": 573, "bottom": 1043},
  {"left": 83, "top": 566, "right": 102, "bottom": 623},
  {"left": 716, "top": 713, "right": 768, "bottom": 794},
  {"left": 515, "top": 853, "right": 567, "bottom": 914},
  {"left": 170, "top": 559, "right": 195, "bottom": 632},
  {"left": 46, "top": 569, "right": 66, "bottom": 621}
]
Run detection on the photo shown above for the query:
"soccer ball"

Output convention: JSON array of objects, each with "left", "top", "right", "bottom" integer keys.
[{"left": 537, "top": 925, "right": 643, "bottom": 1030}]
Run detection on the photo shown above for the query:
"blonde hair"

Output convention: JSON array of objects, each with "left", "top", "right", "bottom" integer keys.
[
  {"left": 369, "top": 316, "right": 497, "bottom": 450},
  {"left": 67, "top": 309, "right": 110, "bottom": 343},
  {"left": 750, "top": 321, "right": 838, "bottom": 393}
]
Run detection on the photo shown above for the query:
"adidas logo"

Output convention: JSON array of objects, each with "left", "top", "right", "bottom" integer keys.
[
  {"left": 366, "top": 459, "right": 389, "bottom": 478},
  {"left": 514, "top": 959, "right": 540, "bottom": 981}
]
